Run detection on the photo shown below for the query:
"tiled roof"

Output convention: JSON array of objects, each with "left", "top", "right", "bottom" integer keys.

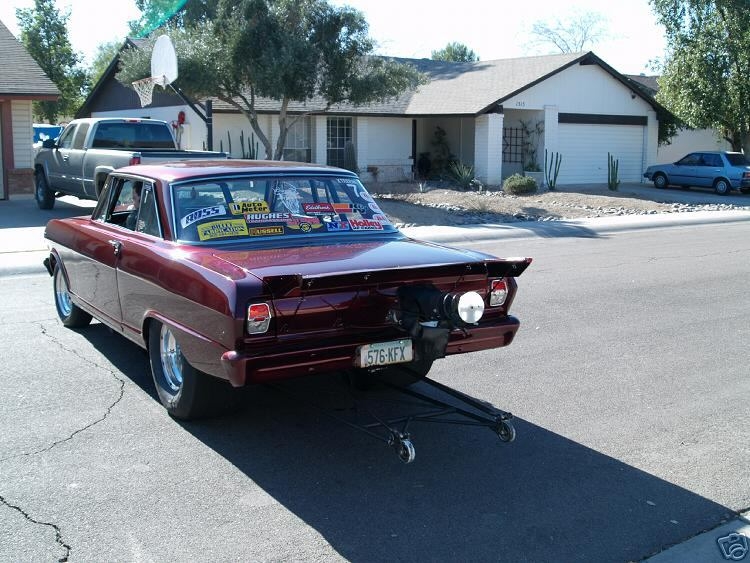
[
  {"left": 0, "top": 19, "right": 59, "bottom": 97},
  {"left": 210, "top": 52, "right": 586, "bottom": 116}
]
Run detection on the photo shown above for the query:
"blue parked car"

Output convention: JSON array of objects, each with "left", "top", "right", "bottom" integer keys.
[{"left": 643, "top": 151, "right": 750, "bottom": 195}]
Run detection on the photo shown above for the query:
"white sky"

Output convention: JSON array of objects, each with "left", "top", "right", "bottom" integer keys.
[{"left": 1, "top": 0, "right": 665, "bottom": 74}]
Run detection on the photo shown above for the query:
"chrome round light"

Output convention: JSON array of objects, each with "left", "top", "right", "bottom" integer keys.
[{"left": 457, "top": 291, "right": 485, "bottom": 324}]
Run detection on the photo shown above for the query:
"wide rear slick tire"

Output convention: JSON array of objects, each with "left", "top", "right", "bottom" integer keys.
[
  {"left": 148, "top": 321, "right": 240, "bottom": 420},
  {"left": 53, "top": 263, "right": 92, "bottom": 328}
]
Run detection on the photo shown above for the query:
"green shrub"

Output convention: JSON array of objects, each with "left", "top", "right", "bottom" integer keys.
[
  {"left": 449, "top": 161, "right": 475, "bottom": 190},
  {"left": 503, "top": 173, "right": 537, "bottom": 195}
]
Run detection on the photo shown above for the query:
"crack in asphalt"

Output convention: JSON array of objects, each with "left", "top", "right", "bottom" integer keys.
[
  {"left": 0, "top": 323, "right": 125, "bottom": 463},
  {"left": 0, "top": 494, "right": 71, "bottom": 562}
]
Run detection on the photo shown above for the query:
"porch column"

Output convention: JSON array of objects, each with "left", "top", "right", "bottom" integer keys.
[
  {"left": 355, "top": 117, "right": 369, "bottom": 174},
  {"left": 312, "top": 115, "right": 327, "bottom": 165},
  {"left": 643, "top": 109, "right": 658, "bottom": 181},
  {"left": 474, "top": 113, "right": 503, "bottom": 185},
  {"left": 543, "top": 105, "right": 559, "bottom": 155}
]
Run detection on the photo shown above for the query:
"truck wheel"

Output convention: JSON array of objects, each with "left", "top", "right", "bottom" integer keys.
[
  {"left": 148, "top": 321, "right": 241, "bottom": 420},
  {"left": 35, "top": 172, "right": 55, "bottom": 210}
]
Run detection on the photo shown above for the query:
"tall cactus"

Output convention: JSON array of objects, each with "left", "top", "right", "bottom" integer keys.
[
  {"left": 608, "top": 152, "right": 620, "bottom": 191},
  {"left": 544, "top": 149, "right": 562, "bottom": 190}
]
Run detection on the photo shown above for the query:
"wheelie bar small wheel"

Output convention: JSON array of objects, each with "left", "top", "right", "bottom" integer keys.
[
  {"left": 389, "top": 432, "right": 416, "bottom": 463},
  {"left": 495, "top": 417, "right": 516, "bottom": 443}
]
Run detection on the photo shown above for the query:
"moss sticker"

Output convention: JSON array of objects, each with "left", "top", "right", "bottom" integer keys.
[{"left": 197, "top": 219, "right": 249, "bottom": 241}]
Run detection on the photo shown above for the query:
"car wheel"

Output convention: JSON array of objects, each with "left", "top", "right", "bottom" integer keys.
[
  {"left": 714, "top": 178, "right": 730, "bottom": 195},
  {"left": 148, "top": 321, "right": 240, "bottom": 420},
  {"left": 35, "top": 172, "right": 55, "bottom": 210},
  {"left": 653, "top": 173, "right": 668, "bottom": 189},
  {"left": 53, "top": 263, "right": 92, "bottom": 328}
]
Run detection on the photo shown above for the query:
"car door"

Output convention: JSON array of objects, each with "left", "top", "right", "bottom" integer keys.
[
  {"left": 47, "top": 124, "right": 78, "bottom": 192},
  {"left": 66, "top": 176, "right": 147, "bottom": 329},
  {"left": 695, "top": 153, "right": 722, "bottom": 188},
  {"left": 670, "top": 153, "right": 702, "bottom": 186},
  {"left": 63, "top": 122, "right": 91, "bottom": 197}
]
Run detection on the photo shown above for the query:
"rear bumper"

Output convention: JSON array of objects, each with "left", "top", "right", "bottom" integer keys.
[{"left": 220, "top": 316, "right": 521, "bottom": 387}]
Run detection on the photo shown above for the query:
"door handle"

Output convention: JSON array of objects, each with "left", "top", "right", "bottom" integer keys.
[{"left": 108, "top": 239, "right": 122, "bottom": 256}]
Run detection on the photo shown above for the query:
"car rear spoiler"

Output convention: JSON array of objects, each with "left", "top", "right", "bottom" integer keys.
[{"left": 262, "top": 257, "right": 532, "bottom": 298}]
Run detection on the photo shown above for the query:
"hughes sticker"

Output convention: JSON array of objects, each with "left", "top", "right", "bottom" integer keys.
[
  {"left": 197, "top": 219, "right": 249, "bottom": 241},
  {"left": 181, "top": 205, "right": 226, "bottom": 228},
  {"left": 245, "top": 212, "right": 291, "bottom": 223},
  {"left": 229, "top": 201, "right": 270, "bottom": 214}
]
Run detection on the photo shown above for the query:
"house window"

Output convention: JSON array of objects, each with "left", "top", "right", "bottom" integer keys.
[
  {"left": 327, "top": 117, "right": 353, "bottom": 168},
  {"left": 282, "top": 117, "right": 311, "bottom": 162},
  {"left": 502, "top": 127, "right": 523, "bottom": 164}
]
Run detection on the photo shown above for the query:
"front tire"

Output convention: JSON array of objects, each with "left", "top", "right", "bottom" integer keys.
[
  {"left": 653, "top": 173, "right": 668, "bottom": 189},
  {"left": 35, "top": 172, "right": 55, "bottom": 210},
  {"left": 148, "top": 321, "right": 240, "bottom": 420},
  {"left": 714, "top": 178, "right": 731, "bottom": 195},
  {"left": 53, "top": 263, "right": 92, "bottom": 328}
]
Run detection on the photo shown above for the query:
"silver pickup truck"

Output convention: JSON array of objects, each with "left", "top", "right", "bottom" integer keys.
[{"left": 34, "top": 117, "right": 227, "bottom": 209}]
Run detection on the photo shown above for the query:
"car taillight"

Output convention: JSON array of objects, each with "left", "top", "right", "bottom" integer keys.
[
  {"left": 488, "top": 279, "right": 508, "bottom": 306},
  {"left": 743, "top": 171, "right": 750, "bottom": 179},
  {"left": 247, "top": 303, "right": 271, "bottom": 334},
  {"left": 129, "top": 155, "right": 141, "bottom": 165}
]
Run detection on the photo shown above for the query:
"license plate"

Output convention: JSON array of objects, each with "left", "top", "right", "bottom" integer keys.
[{"left": 355, "top": 339, "right": 413, "bottom": 368}]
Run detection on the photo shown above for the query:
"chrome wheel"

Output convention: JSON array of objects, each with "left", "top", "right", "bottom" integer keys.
[
  {"left": 159, "top": 325, "right": 184, "bottom": 393},
  {"left": 54, "top": 268, "right": 73, "bottom": 317}
]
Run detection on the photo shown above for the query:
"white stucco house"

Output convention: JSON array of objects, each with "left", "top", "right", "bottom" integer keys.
[{"left": 79, "top": 47, "right": 671, "bottom": 186}]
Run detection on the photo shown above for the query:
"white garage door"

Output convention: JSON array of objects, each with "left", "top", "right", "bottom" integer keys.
[{"left": 557, "top": 124, "right": 644, "bottom": 184}]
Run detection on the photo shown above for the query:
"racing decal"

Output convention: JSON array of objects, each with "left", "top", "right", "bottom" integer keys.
[
  {"left": 332, "top": 203, "right": 354, "bottom": 213},
  {"left": 337, "top": 178, "right": 359, "bottom": 185},
  {"left": 372, "top": 214, "right": 391, "bottom": 224},
  {"left": 229, "top": 201, "right": 270, "bottom": 215},
  {"left": 369, "top": 202, "right": 384, "bottom": 214},
  {"left": 286, "top": 216, "right": 323, "bottom": 232},
  {"left": 181, "top": 205, "right": 226, "bottom": 228},
  {"left": 349, "top": 218, "right": 384, "bottom": 231},
  {"left": 302, "top": 202, "right": 335, "bottom": 215},
  {"left": 249, "top": 225, "right": 285, "bottom": 237},
  {"left": 274, "top": 184, "right": 301, "bottom": 214},
  {"left": 325, "top": 221, "right": 350, "bottom": 232},
  {"left": 245, "top": 212, "right": 291, "bottom": 223},
  {"left": 197, "top": 219, "right": 249, "bottom": 241},
  {"left": 354, "top": 186, "right": 374, "bottom": 203}
]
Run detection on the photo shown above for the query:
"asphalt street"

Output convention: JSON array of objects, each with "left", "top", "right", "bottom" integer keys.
[{"left": 0, "top": 193, "right": 749, "bottom": 561}]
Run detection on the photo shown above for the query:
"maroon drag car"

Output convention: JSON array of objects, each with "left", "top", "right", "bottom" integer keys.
[{"left": 44, "top": 160, "right": 531, "bottom": 422}]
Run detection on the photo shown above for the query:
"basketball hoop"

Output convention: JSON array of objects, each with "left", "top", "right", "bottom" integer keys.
[{"left": 132, "top": 76, "right": 157, "bottom": 107}]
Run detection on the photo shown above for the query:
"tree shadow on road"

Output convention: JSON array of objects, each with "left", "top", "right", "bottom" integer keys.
[{"left": 0, "top": 195, "right": 95, "bottom": 228}]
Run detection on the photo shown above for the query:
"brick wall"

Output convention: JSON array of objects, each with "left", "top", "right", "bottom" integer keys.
[{"left": 8, "top": 168, "right": 34, "bottom": 195}]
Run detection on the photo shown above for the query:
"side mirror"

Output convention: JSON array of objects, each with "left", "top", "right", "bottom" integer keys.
[{"left": 42, "top": 138, "right": 57, "bottom": 149}]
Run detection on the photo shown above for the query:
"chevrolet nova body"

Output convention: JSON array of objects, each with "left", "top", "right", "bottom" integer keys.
[{"left": 44, "top": 160, "right": 531, "bottom": 420}]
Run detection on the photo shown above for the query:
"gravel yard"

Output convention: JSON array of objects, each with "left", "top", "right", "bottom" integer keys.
[{"left": 366, "top": 181, "right": 750, "bottom": 227}]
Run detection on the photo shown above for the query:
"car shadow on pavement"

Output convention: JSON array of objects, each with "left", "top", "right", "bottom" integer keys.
[
  {"left": 80, "top": 327, "right": 732, "bottom": 562},
  {"left": 0, "top": 195, "right": 95, "bottom": 228}
]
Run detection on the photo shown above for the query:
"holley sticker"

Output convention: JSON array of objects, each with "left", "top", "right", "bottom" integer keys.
[{"left": 349, "top": 218, "right": 383, "bottom": 230}]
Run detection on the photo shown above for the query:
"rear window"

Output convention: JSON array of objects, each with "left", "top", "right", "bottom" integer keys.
[
  {"left": 172, "top": 175, "right": 396, "bottom": 243},
  {"left": 91, "top": 122, "right": 175, "bottom": 149},
  {"left": 725, "top": 153, "right": 749, "bottom": 166}
]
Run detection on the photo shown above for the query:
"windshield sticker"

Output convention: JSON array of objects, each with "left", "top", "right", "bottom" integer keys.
[
  {"left": 325, "top": 221, "right": 350, "bottom": 232},
  {"left": 229, "top": 201, "right": 270, "bottom": 214},
  {"left": 197, "top": 219, "right": 249, "bottom": 241},
  {"left": 369, "top": 202, "right": 384, "bottom": 214},
  {"left": 354, "top": 187, "right": 374, "bottom": 203},
  {"left": 303, "top": 202, "right": 335, "bottom": 215},
  {"left": 372, "top": 214, "right": 391, "bottom": 224},
  {"left": 249, "top": 225, "right": 284, "bottom": 237},
  {"left": 332, "top": 203, "right": 354, "bottom": 213},
  {"left": 286, "top": 217, "right": 322, "bottom": 232},
  {"left": 337, "top": 178, "right": 359, "bottom": 185},
  {"left": 245, "top": 212, "right": 291, "bottom": 223},
  {"left": 349, "top": 218, "right": 383, "bottom": 231},
  {"left": 181, "top": 205, "right": 227, "bottom": 228},
  {"left": 274, "top": 184, "right": 301, "bottom": 214}
]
